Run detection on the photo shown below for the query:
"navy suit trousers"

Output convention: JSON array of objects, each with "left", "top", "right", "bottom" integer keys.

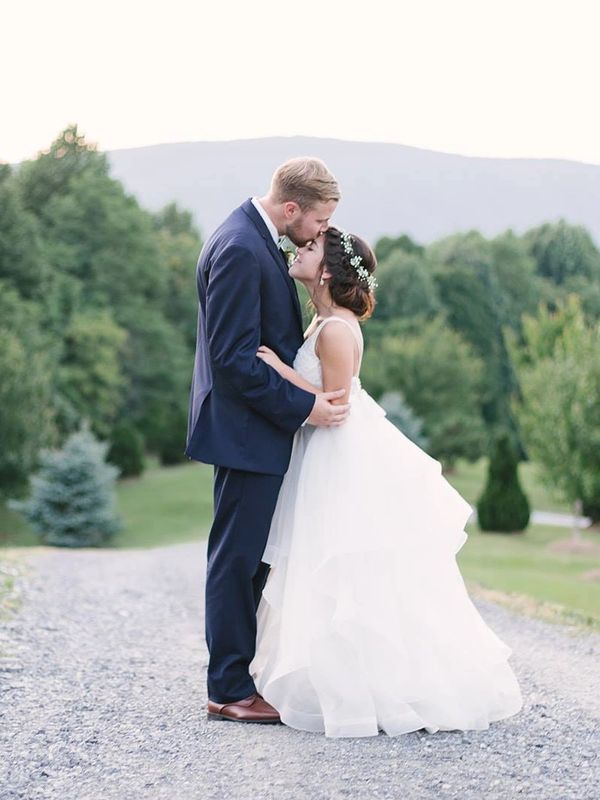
[{"left": 205, "top": 465, "right": 284, "bottom": 703}]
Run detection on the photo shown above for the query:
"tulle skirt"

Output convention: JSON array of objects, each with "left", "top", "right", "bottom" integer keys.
[{"left": 250, "top": 383, "right": 523, "bottom": 737}]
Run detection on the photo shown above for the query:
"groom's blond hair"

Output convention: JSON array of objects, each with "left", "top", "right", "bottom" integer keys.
[{"left": 270, "top": 157, "right": 341, "bottom": 211}]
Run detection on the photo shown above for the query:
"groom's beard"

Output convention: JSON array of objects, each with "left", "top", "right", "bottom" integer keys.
[{"left": 284, "top": 220, "right": 312, "bottom": 248}]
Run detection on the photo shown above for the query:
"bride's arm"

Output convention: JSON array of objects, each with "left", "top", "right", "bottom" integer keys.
[
  {"left": 256, "top": 347, "right": 321, "bottom": 394},
  {"left": 257, "top": 323, "right": 356, "bottom": 400},
  {"left": 315, "top": 324, "right": 356, "bottom": 405}
]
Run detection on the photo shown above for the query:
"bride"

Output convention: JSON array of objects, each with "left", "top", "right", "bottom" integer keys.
[{"left": 250, "top": 226, "right": 523, "bottom": 738}]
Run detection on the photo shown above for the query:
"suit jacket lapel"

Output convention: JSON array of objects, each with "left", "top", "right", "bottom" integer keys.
[
  {"left": 264, "top": 236, "right": 304, "bottom": 331},
  {"left": 241, "top": 199, "right": 304, "bottom": 333}
]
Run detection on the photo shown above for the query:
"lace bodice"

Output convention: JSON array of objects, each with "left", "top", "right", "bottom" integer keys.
[{"left": 293, "top": 316, "right": 364, "bottom": 394}]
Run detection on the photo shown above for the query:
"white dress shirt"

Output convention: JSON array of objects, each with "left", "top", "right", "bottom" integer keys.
[
  {"left": 251, "top": 197, "right": 312, "bottom": 427},
  {"left": 251, "top": 196, "right": 280, "bottom": 245}
]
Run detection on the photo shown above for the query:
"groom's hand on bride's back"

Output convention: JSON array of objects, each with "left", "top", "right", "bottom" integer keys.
[{"left": 308, "top": 389, "right": 350, "bottom": 427}]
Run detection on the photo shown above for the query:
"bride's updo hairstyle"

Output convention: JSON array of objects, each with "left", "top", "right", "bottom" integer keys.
[{"left": 320, "top": 227, "right": 377, "bottom": 320}]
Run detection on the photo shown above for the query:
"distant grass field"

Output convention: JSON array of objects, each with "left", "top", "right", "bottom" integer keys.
[
  {"left": 457, "top": 521, "right": 599, "bottom": 626},
  {"left": 1, "top": 457, "right": 598, "bottom": 626},
  {"left": 114, "top": 460, "right": 213, "bottom": 548},
  {"left": 0, "top": 458, "right": 214, "bottom": 549}
]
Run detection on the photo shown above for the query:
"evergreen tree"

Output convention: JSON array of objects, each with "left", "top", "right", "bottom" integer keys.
[
  {"left": 108, "top": 423, "right": 146, "bottom": 478},
  {"left": 9, "top": 427, "right": 121, "bottom": 547},
  {"left": 477, "top": 432, "right": 530, "bottom": 533}
]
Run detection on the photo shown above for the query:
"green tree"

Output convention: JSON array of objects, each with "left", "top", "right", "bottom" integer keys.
[
  {"left": 57, "top": 310, "right": 127, "bottom": 438},
  {"left": 428, "top": 231, "right": 523, "bottom": 449},
  {"left": 510, "top": 294, "right": 585, "bottom": 368},
  {"left": 515, "top": 302, "right": 600, "bottom": 524},
  {"left": 477, "top": 432, "right": 530, "bottom": 533},
  {"left": 523, "top": 219, "right": 600, "bottom": 286},
  {"left": 107, "top": 423, "right": 146, "bottom": 478},
  {"left": 361, "top": 316, "right": 486, "bottom": 468},
  {"left": 10, "top": 426, "right": 121, "bottom": 547},
  {"left": 0, "top": 171, "right": 48, "bottom": 300},
  {"left": 17, "top": 124, "right": 105, "bottom": 218},
  {"left": 117, "top": 304, "right": 190, "bottom": 462},
  {"left": 489, "top": 230, "right": 540, "bottom": 333},
  {"left": 559, "top": 274, "right": 600, "bottom": 321},
  {"left": 153, "top": 202, "right": 202, "bottom": 349},
  {"left": 0, "top": 126, "right": 201, "bottom": 497},
  {"left": 375, "top": 233, "right": 424, "bottom": 263},
  {"left": 41, "top": 168, "right": 166, "bottom": 310},
  {"left": 0, "top": 284, "right": 57, "bottom": 495},
  {"left": 371, "top": 250, "right": 441, "bottom": 323}
]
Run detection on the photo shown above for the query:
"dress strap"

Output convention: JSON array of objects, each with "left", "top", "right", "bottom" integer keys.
[
  {"left": 314, "top": 316, "right": 363, "bottom": 351},
  {"left": 313, "top": 316, "right": 364, "bottom": 378}
]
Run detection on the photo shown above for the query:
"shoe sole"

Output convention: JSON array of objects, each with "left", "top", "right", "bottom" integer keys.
[{"left": 207, "top": 712, "right": 282, "bottom": 724}]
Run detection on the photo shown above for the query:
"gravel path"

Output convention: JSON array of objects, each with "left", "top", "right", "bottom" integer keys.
[{"left": 1, "top": 541, "right": 598, "bottom": 800}]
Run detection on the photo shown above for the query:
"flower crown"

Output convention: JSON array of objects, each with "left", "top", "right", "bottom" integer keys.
[{"left": 340, "top": 231, "right": 378, "bottom": 291}]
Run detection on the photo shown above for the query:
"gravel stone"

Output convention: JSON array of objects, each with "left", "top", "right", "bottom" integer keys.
[{"left": 0, "top": 541, "right": 598, "bottom": 800}]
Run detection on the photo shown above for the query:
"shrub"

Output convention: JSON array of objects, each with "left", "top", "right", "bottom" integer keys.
[
  {"left": 108, "top": 423, "right": 146, "bottom": 478},
  {"left": 10, "top": 427, "right": 121, "bottom": 547},
  {"left": 477, "top": 432, "right": 530, "bottom": 532}
]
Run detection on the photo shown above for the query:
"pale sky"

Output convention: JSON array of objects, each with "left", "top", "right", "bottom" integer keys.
[{"left": 3, "top": 0, "right": 600, "bottom": 164}]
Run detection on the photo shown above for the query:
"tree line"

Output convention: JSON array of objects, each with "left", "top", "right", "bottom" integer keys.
[
  {"left": 359, "top": 218, "right": 600, "bottom": 522},
  {"left": 1, "top": 125, "right": 201, "bottom": 491},
  {"left": 2, "top": 125, "right": 600, "bottom": 526}
]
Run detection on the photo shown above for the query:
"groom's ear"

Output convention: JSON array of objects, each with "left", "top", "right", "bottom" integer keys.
[{"left": 283, "top": 201, "right": 300, "bottom": 219}]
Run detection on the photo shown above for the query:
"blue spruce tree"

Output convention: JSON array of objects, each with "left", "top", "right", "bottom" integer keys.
[{"left": 10, "top": 425, "right": 121, "bottom": 547}]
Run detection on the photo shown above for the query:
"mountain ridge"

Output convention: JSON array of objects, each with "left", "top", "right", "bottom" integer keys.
[{"left": 106, "top": 136, "right": 600, "bottom": 245}]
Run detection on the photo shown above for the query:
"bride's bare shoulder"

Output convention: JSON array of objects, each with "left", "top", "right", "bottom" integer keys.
[{"left": 314, "top": 318, "right": 359, "bottom": 358}]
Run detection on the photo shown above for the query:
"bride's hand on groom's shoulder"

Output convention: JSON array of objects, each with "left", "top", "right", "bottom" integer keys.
[{"left": 257, "top": 345, "right": 284, "bottom": 371}]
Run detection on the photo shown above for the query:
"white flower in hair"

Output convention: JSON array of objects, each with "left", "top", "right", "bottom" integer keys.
[{"left": 339, "top": 231, "right": 378, "bottom": 290}]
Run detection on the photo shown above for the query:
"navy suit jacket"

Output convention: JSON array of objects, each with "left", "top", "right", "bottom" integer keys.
[{"left": 185, "top": 198, "right": 316, "bottom": 475}]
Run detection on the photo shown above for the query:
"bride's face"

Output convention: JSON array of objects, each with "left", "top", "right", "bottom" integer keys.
[{"left": 289, "top": 234, "right": 328, "bottom": 285}]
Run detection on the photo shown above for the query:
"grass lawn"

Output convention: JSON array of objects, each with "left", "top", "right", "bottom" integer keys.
[
  {"left": 114, "top": 460, "right": 213, "bottom": 548},
  {"left": 0, "top": 458, "right": 214, "bottom": 549},
  {"left": 457, "top": 521, "right": 600, "bottom": 627},
  {"left": 1, "top": 457, "right": 598, "bottom": 627}
]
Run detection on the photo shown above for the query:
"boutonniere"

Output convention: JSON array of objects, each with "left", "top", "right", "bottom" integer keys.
[{"left": 278, "top": 236, "right": 297, "bottom": 269}]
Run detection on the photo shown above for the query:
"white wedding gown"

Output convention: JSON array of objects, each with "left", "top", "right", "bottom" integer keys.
[{"left": 250, "top": 316, "right": 523, "bottom": 737}]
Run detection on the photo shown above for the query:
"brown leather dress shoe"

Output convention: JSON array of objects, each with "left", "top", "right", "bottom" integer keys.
[{"left": 207, "top": 692, "right": 281, "bottom": 724}]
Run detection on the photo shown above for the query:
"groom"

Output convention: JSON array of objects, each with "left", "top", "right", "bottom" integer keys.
[{"left": 185, "top": 157, "right": 350, "bottom": 724}]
